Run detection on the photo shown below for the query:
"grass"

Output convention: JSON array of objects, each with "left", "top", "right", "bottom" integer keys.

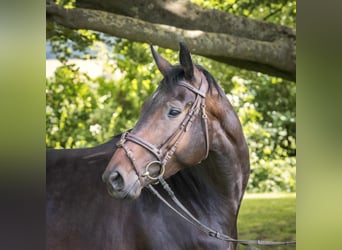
[{"left": 237, "top": 193, "right": 296, "bottom": 250}]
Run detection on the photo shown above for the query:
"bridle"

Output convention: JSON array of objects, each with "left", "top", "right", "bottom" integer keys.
[
  {"left": 116, "top": 79, "right": 209, "bottom": 182},
  {"left": 115, "top": 79, "right": 296, "bottom": 249}
]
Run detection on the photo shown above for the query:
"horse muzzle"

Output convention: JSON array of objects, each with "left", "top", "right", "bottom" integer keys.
[{"left": 102, "top": 169, "right": 142, "bottom": 200}]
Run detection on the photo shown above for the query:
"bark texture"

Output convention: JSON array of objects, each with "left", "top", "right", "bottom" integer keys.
[{"left": 46, "top": 0, "right": 296, "bottom": 81}]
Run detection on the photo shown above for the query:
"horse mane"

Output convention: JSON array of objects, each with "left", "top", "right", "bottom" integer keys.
[{"left": 160, "top": 64, "right": 225, "bottom": 98}]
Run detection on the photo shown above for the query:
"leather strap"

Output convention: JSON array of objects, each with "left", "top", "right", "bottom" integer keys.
[{"left": 117, "top": 79, "right": 210, "bottom": 181}]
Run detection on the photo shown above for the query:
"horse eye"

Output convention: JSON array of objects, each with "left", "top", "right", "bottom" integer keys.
[{"left": 168, "top": 108, "right": 181, "bottom": 118}]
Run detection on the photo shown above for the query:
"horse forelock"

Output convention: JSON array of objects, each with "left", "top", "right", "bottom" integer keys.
[{"left": 158, "top": 64, "right": 225, "bottom": 98}]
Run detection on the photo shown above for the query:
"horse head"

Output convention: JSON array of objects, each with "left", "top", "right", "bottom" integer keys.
[{"left": 102, "top": 43, "right": 227, "bottom": 199}]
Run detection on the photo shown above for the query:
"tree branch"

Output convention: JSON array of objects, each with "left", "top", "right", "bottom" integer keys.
[
  {"left": 75, "top": 0, "right": 295, "bottom": 42},
  {"left": 47, "top": 2, "right": 295, "bottom": 81}
]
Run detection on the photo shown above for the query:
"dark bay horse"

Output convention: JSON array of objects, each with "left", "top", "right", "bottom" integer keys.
[{"left": 47, "top": 43, "right": 250, "bottom": 250}]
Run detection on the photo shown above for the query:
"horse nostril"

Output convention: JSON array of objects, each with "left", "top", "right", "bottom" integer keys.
[{"left": 108, "top": 171, "right": 124, "bottom": 191}]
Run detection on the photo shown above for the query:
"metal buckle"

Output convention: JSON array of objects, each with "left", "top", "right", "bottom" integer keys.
[{"left": 142, "top": 161, "right": 165, "bottom": 181}]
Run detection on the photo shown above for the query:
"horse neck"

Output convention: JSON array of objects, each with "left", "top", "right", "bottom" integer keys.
[
  {"left": 202, "top": 94, "right": 250, "bottom": 212},
  {"left": 167, "top": 165, "right": 232, "bottom": 216}
]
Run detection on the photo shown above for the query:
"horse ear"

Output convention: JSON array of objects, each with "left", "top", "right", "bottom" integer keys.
[
  {"left": 150, "top": 44, "right": 172, "bottom": 76},
  {"left": 179, "top": 42, "right": 194, "bottom": 80}
]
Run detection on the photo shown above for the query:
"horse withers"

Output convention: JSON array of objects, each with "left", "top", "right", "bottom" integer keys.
[{"left": 47, "top": 43, "right": 250, "bottom": 250}]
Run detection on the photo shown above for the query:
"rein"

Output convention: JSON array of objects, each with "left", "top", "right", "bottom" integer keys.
[
  {"left": 148, "top": 178, "right": 296, "bottom": 250},
  {"left": 116, "top": 79, "right": 296, "bottom": 249}
]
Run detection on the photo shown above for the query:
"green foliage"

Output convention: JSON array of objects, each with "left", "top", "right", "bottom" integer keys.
[
  {"left": 227, "top": 73, "right": 296, "bottom": 192},
  {"left": 48, "top": 29, "right": 100, "bottom": 62},
  {"left": 191, "top": 0, "right": 296, "bottom": 27},
  {"left": 46, "top": 64, "right": 97, "bottom": 148},
  {"left": 46, "top": 41, "right": 159, "bottom": 148}
]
